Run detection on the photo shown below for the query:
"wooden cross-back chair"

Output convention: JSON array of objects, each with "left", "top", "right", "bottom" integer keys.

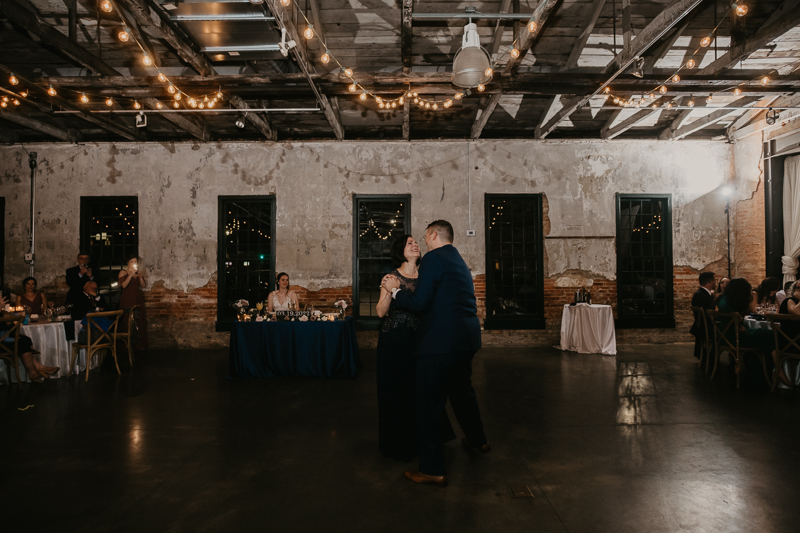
[
  {"left": 691, "top": 306, "right": 713, "bottom": 373},
  {"left": 115, "top": 305, "right": 139, "bottom": 367},
  {"left": 0, "top": 315, "right": 23, "bottom": 384},
  {"left": 765, "top": 313, "right": 800, "bottom": 391},
  {"left": 706, "top": 310, "right": 770, "bottom": 389},
  {"left": 69, "top": 310, "right": 124, "bottom": 382}
]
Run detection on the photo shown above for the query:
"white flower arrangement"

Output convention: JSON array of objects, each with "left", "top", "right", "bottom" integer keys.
[
  {"left": 334, "top": 299, "right": 348, "bottom": 310},
  {"left": 299, "top": 315, "right": 309, "bottom": 322},
  {"left": 234, "top": 299, "right": 249, "bottom": 308}
]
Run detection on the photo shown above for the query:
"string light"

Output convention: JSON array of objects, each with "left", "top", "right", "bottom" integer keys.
[
  {"left": 12, "top": 99, "right": 19, "bottom": 106},
  {"left": 188, "top": 98, "right": 197, "bottom": 108},
  {"left": 735, "top": 3, "right": 748, "bottom": 16},
  {"left": 527, "top": 20, "right": 537, "bottom": 33},
  {"left": 0, "top": 101, "right": 6, "bottom": 108},
  {"left": 142, "top": 53, "right": 153, "bottom": 66},
  {"left": 105, "top": 97, "right": 114, "bottom": 107},
  {"left": 734, "top": 87, "right": 741, "bottom": 95},
  {"left": 360, "top": 92, "right": 367, "bottom": 101},
  {"left": 477, "top": 84, "right": 485, "bottom": 92},
  {"left": 118, "top": 27, "right": 130, "bottom": 42},
  {"left": 173, "top": 101, "right": 180, "bottom": 108},
  {"left": 133, "top": 100, "right": 141, "bottom": 110},
  {"left": 761, "top": 76, "right": 770, "bottom": 85},
  {"left": 280, "top": 0, "right": 291, "bottom": 6},
  {"left": 80, "top": 92, "right": 89, "bottom": 103},
  {"left": 510, "top": 47, "right": 520, "bottom": 59},
  {"left": 168, "top": 84, "right": 177, "bottom": 94},
  {"left": 174, "top": 93, "right": 181, "bottom": 100},
  {"left": 648, "top": 93, "right": 655, "bottom": 100},
  {"left": 659, "top": 86, "right": 667, "bottom": 94},
  {"left": 672, "top": 74, "right": 680, "bottom": 82},
  {"left": 344, "top": 68, "right": 353, "bottom": 78},
  {"left": 700, "top": 35, "right": 712, "bottom": 47},
  {"left": 706, "top": 93, "right": 713, "bottom": 103},
  {"left": 687, "top": 99, "right": 695, "bottom": 107},
  {"left": 348, "top": 84, "right": 357, "bottom": 92},
  {"left": 686, "top": 59, "right": 696, "bottom": 69},
  {"left": 321, "top": 50, "right": 330, "bottom": 64},
  {"left": 20, "top": 90, "right": 27, "bottom": 97},
  {"left": 9, "top": 74, "right": 18, "bottom": 85},
  {"left": 47, "top": 84, "right": 56, "bottom": 96},
  {"left": 485, "top": 68, "right": 493, "bottom": 78},
  {"left": 100, "top": 0, "right": 112, "bottom": 13},
  {"left": 156, "top": 101, "right": 163, "bottom": 109},
  {"left": 158, "top": 72, "right": 167, "bottom": 82},
  {"left": 665, "top": 101, "right": 673, "bottom": 109},
  {"left": 304, "top": 25, "right": 314, "bottom": 40},
  {"left": 454, "top": 93, "right": 463, "bottom": 100}
]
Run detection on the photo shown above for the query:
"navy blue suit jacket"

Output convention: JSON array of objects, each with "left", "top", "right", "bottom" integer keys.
[{"left": 394, "top": 244, "right": 481, "bottom": 356}]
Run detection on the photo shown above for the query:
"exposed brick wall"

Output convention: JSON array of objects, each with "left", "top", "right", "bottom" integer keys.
[{"left": 733, "top": 176, "right": 766, "bottom": 283}]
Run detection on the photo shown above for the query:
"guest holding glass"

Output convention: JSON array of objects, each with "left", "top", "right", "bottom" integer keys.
[
  {"left": 376, "top": 235, "right": 455, "bottom": 461},
  {"left": 754, "top": 277, "right": 781, "bottom": 311},
  {"left": 16, "top": 277, "right": 47, "bottom": 315},
  {"left": 267, "top": 272, "right": 299, "bottom": 312},
  {"left": 119, "top": 255, "right": 148, "bottom": 351}
]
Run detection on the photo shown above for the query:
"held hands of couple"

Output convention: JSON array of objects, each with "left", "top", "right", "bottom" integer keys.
[{"left": 381, "top": 274, "right": 401, "bottom": 292}]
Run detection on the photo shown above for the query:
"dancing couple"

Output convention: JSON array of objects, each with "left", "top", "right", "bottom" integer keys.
[{"left": 377, "top": 220, "right": 489, "bottom": 487}]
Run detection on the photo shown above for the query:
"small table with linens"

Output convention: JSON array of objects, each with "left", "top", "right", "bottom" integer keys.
[{"left": 559, "top": 303, "right": 617, "bottom": 356}]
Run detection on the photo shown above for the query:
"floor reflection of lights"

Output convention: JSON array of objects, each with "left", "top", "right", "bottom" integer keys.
[{"left": 616, "top": 362, "right": 657, "bottom": 426}]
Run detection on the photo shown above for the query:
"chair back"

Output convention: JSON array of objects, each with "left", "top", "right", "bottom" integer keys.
[
  {"left": 85, "top": 310, "right": 124, "bottom": 349},
  {"left": 706, "top": 310, "right": 741, "bottom": 352},
  {"left": 766, "top": 313, "right": 800, "bottom": 357},
  {"left": 691, "top": 306, "right": 710, "bottom": 339},
  {"left": 0, "top": 315, "right": 23, "bottom": 358}
]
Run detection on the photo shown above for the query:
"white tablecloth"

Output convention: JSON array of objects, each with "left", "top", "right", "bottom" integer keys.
[
  {"left": 559, "top": 304, "right": 617, "bottom": 355},
  {"left": 0, "top": 321, "right": 95, "bottom": 384},
  {"left": 743, "top": 316, "right": 800, "bottom": 388}
]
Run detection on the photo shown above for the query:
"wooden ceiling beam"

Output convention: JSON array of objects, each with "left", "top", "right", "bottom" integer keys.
[
  {"left": 662, "top": 96, "right": 760, "bottom": 140},
  {"left": 539, "top": 0, "right": 705, "bottom": 139},
  {"left": 657, "top": 97, "right": 698, "bottom": 139},
  {"left": 602, "top": 97, "right": 670, "bottom": 139},
  {"left": 401, "top": 0, "right": 413, "bottom": 73},
  {"left": 489, "top": 0, "right": 513, "bottom": 59},
  {"left": 621, "top": 0, "right": 633, "bottom": 50},
  {"left": 265, "top": 0, "right": 343, "bottom": 140},
  {"left": 115, "top": 0, "right": 216, "bottom": 76},
  {"left": 725, "top": 95, "right": 781, "bottom": 137},
  {"left": 471, "top": 94, "right": 503, "bottom": 139},
  {"left": 230, "top": 96, "right": 277, "bottom": 141},
  {"left": 642, "top": 6, "right": 699, "bottom": 69},
  {"left": 111, "top": 0, "right": 161, "bottom": 68},
  {"left": 700, "top": 1, "right": 800, "bottom": 75},
  {"left": 502, "top": 0, "right": 559, "bottom": 75},
  {"left": 565, "top": 0, "right": 607, "bottom": 69},
  {"left": 0, "top": 111, "right": 80, "bottom": 142}
]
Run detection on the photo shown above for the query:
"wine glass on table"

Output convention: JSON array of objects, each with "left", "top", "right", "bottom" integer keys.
[{"left": 256, "top": 301, "right": 264, "bottom": 316}]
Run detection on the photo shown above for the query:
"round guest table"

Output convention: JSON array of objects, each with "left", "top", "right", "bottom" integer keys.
[{"left": 559, "top": 303, "right": 617, "bottom": 356}]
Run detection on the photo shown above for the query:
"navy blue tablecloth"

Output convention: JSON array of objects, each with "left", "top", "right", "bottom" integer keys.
[{"left": 229, "top": 318, "right": 360, "bottom": 378}]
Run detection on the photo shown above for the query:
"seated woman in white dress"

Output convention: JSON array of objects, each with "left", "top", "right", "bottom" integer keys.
[{"left": 267, "top": 272, "right": 299, "bottom": 312}]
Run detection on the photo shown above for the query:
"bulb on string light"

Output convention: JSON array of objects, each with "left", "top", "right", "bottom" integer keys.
[
  {"left": 280, "top": 0, "right": 291, "bottom": 6},
  {"left": 158, "top": 72, "right": 167, "bottom": 83},
  {"left": 454, "top": 93, "right": 463, "bottom": 100},
  {"left": 379, "top": 102, "right": 384, "bottom": 109},
  {"left": 321, "top": 50, "right": 330, "bottom": 64},
  {"left": 344, "top": 68, "right": 353, "bottom": 78},
  {"left": 648, "top": 93, "right": 655, "bottom": 100},
  {"left": 174, "top": 93, "right": 182, "bottom": 100},
  {"left": 510, "top": 47, "right": 520, "bottom": 59},
  {"left": 20, "top": 90, "right": 27, "bottom": 97},
  {"left": 304, "top": 25, "right": 314, "bottom": 40},
  {"left": 527, "top": 20, "right": 537, "bottom": 33},
  {"left": 118, "top": 28, "right": 130, "bottom": 42},
  {"left": 672, "top": 74, "right": 680, "bottom": 82},
  {"left": 199, "top": 102, "right": 204, "bottom": 109},
  {"left": 700, "top": 35, "right": 712, "bottom": 47},
  {"left": 12, "top": 99, "right": 19, "bottom": 106},
  {"left": 47, "top": 84, "right": 57, "bottom": 96},
  {"left": 613, "top": 97, "right": 620, "bottom": 104},
  {"left": 173, "top": 101, "right": 180, "bottom": 108},
  {"left": 80, "top": 92, "right": 89, "bottom": 104},
  {"left": 687, "top": 99, "right": 695, "bottom": 107},
  {"left": 413, "top": 97, "right": 419, "bottom": 103},
  {"left": 477, "top": 84, "right": 485, "bottom": 92},
  {"left": 425, "top": 102, "right": 431, "bottom": 109},
  {"left": 156, "top": 101, "right": 163, "bottom": 109},
  {"left": 189, "top": 98, "right": 197, "bottom": 108},
  {"left": 133, "top": 100, "right": 141, "bottom": 110},
  {"left": 0, "top": 101, "right": 6, "bottom": 108},
  {"left": 761, "top": 76, "right": 770, "bottom": 85},
  {"left": 360, "top": 92, "right": 367, "bottom": 101},
  {"left": 391, "top": 102, "right": 397, "bottom": 108},
  {"left": 143, "top": 53, "right": 153, "bottom": 66},
  {"left": 168, "top": 84, "right": 177, "bottom": 94},
  {"left": 604, "top": 87, "right": 611, "bottom": 94},
  {"left": 433, "top": 103, "right": 438, "bottom": 110},
  {"left": 734, "top": 87, "right": 741, "bottom": 96},
  {"left": 105, "top": 97, "right": 114, "bottom": 107},
  {"left": 665, "top": 101, "right": 673, "bottom": 110},
  {"left": 484, "top": 68, "right": 493, "bottom": 78},
  {"left": 659, "top": 86, "right": 667, "bottom": 94},
  {"left": 651, "top": 104, "right": 657, "bottom": 109},
  {"left": 207, "top": 100, "right": 214, "bottom": 108},
  {"left": 706, "top": 93, "right": 713, "bottom": 103},
  {"left": 9, "top": 74, "right": 19, "bottom": 85},
  {"left": 216, "top": 90, "right": 223, "bottom": 99},
  {"left": 686, "top": 58, "right": 696, "bottom": 69},
  {"left": 348, "top": 84, "right": 357, "bottom": 93},
  {"left": 736, "top": 3, "right": 748, "bottom": 16},
  {"left": 445, "top": 100, "right": 452, "bottom": 108},
  {"left": 100, "top": 0, "right": 112, "bottom": 12}
]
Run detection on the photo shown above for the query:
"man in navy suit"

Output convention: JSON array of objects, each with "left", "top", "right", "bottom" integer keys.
[
  {"left": 383, "top": 220, "right": 489, "bottom": 487},
  {"left": 691, "top": 271, "right": 716, "bottom": 360}
]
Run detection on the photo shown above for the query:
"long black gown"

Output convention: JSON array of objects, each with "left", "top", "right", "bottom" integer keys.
[{"left": 377, "top": 270, "right": 455, "bottom": 461}]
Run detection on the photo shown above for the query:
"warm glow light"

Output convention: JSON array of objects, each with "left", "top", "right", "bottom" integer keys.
[
  {"left": 659, "top": 86, "right": 667, "bottom": 94},
  {"left": 425, "top": 102, "right": 430, "bottom": 109},
  {"left": 688, "top": 99, "right": 695, "bottom": 107},
  {"left": 700, "top": 35, "right": 712, "bottom": 47},
  {"left": 174, "top": 93, "right": 181, "bottom": 100},
  {"left": 9, "top": 74, "right": 18, "bottom": 85},
  {"left": 216, "top": 91, "right": 223, "bottom": 99},
  {"left": 360, "top": 92, "right": 367, "bottom": 101},
  {"left": 349, "top": 84, "right": 357, "bottom": 92},
  {"left": 706, "top": 93, "right": 713, "bottom": 103},
  {"left": 80, "top": 92, "right": 89, "bottom": 104},
  {"left": 484, "top": 68, "right": 493, "bottom": 78},
  {"left": 665, "top": 102, "right": 673, "bottom": 109},
  {"left": 304, "top": 25, "right": 314, "bottom": 40},
  {"left": 687, "top": 58, "right": 696, "bottom": 69},
  {"left": 445, "top": 100, "right": 452, "bottom": 108},
  {"left": 118, "top": 28, "right": 130, "bottom": 42},
  {"left": 651, "top": 104, "right": 657, "bottom": 109},
  {"left": 734, "top": 87, "right": 741, "bottom": 95},
  {"left": 143, "top": 54, "right": 153, "bottom": 66},
  {"left": 379, "top": 102, "right": 384, "bottom": 108},
  {"left": 208, "top": 100, "right": 214, "bottom": 108},
  {"left": 413, "top": 97, "right": 419, "bottom": 103},
  {"left": 527, "top": 20, "right": 537, "bottom": 33},
  {"left": 613, "top": 97, "right": 620, "bottom": 104},
  {"left": 20, "top": 90, "right": 27, "bottom": 97},
  {"left": 648, "top": 93, "right": 655, "bottom": 100},
  {"left": 344, "top": 68, "right": 353, "bottom": 78},
  {"left": 105, "top": 97, "right": 114, "bottom": 107},
  {"left": 433, "top": 103, "right": 438, "bottom": 110},
  {"left": 321, "top": 51, "right": 330, "bottom": 64},
  {"left": 477, "top": 84, "right": 485, "bottom": 92},
  {"left": 188, "top": 98, "right": 197, "bottom": 108},
  {"left": 0, "top": 102, "right": 6, "bottom": 108},
  {"left": 454, "top": 93, "right": 463, "bottom": 100},
  {"left": 158, "top": 72, "right": 167, "bottom": 82},
  {"left": 604, "top": 87, "right": 610, "bottom": 93},
  {"left": 761, "top": 76, "right": 770, "bottom": 85},
  {"left": 672, "top": 74, "right": 680, "bottom": 82},
  {"left": 156, "top": 101, "right": 163, "bottom": 109},
  {"left": 280, "top": 0, "right": 291, "bottom": 6},
  {"left": 173, "top": 101, "right": 180, "bottom": 108},
  {"left": 510, "top": 47, "right": 520, "bottom": 59},
  {"left": 12, "top": 99, "right": 19, "bottom": 106},
  {"left": 47, "top": 85, "right": 56, "bottom": 96},
  {"left": 100, "top": 0, "right": 112, "bottom": 12},
  {"left": 736, "top": 3, "right": 748, "bottom": 16},
  {"left": 168, "top": 84, "right": 176, "bottom": 94}
]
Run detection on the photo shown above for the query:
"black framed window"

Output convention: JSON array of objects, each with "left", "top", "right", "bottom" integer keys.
[
  {"left": 79, "top": 197, "right": 139, "bottom": 302},
  {"left": 616, "top": 194, "right": 674, "bottom": 328},
  {"left": 217, "top": 196, "right": 276, "bottom": 326},
  {"left": 353, "top": 195, "right": 410, "bottom": 329},
  {"left": 484, "top": 194, "right": 545, "bottom": 330}
]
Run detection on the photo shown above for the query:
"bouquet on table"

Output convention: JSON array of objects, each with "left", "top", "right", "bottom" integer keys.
[
  {"left": 334, "top": 299, "right": 348, "bottom": 320},
  {"left": 233, "top": 299, "right": 249, "bottom": 321}
]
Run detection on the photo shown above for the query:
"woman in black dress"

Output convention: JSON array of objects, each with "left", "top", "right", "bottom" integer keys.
[{"left": 376, "top": 235, "right": 454, "bottom": 460}]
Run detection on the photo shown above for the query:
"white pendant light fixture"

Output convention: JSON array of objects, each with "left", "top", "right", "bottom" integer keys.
[{"left": 452, "top": 22, "right": 492, "bottom": 89}]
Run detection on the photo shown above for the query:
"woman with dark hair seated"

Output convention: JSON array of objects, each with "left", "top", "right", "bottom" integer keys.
[
  {"left": 716, "top": 278, "right": 776, "bottom": 385},
  {"left": 754, "top": 277, "right": 782, "bottom": 309},
  {"left": 1, "top": 286, "right": 58, "bottom": 383},
  {"left": 375, "top": 234, "right": 455, "bottom": 461},
  {"left": 16, "top": 276, "right": 48, "bottom": 315},
  {"left": 267, "top": 272, "right": 299, "bottom": 312}
]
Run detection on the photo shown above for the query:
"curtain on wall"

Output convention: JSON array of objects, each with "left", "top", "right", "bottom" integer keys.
[{"left": 783, "top": 155, "right": 800, "bottom": 285}]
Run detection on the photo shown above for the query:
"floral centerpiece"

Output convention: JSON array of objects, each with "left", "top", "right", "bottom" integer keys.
[
  {"left": 334, "top": 299, "right": 348, "bottom": 320},
  {"left": 233, "top": 299, "right": 249, "bottom": 321}
]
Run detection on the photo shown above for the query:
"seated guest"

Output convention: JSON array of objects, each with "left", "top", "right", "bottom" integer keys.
[
  {"left": 65, "top": 252, "right": 96, "bottom": 307},
  {"left": 16, "top": 277, "right": 48, "bottom": 314},
  {"left": 775, "top": 282, "right": 800, "bottom": 387},
  {"left": 690, "top": 272, "right": 716, "bottom": 360},
  {"left": 0, "top": 274, "right": 17, "bottom": 307},
  {"left": 1, "top": 293, "right": 58, "bottom": 383},
  {"left": 717, "top": 278, "right": 776, "bottom": 385},
  {"left": 267, "top": 272, "right": 299, "bottom": 312},
  {"left": 71, "top": 281, "right": 111, "bottom": 344},
  {"left": 754, "top": 277, "right": 781, "bottom": 309},
  {"left": 775, "top": 281, "right": 792, "bottom": 306},
  {"left": 715, "top": 277, "right": 730, "bottom": 306}
]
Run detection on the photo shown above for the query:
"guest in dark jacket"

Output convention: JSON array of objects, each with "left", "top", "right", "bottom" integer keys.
[
  {"left": 691, "top": 271, "right": 716, "bottom": 360},
  {"left": 71, "top": 281, "right": 112, "bottom": 344},
  {"left": 65, "top": 252, "right": 97, "bottom": 307}
]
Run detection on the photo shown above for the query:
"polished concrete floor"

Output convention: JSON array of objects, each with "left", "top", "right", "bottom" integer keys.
[{"left": 2, "top": 344, "right": 799, "bottom": 533}]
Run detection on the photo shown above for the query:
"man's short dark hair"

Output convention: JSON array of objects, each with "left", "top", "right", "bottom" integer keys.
[
  {"left": 699, "top": 272, "right": 715, "bottom": 286},
  {"left": 426, "top": 220, "right": 454, "bottom": 243}
]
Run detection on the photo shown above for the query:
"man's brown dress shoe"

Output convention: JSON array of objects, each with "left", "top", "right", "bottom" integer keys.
[
  {"left": 403, "top": 470, "right": 448, "bottom": 487},
  {"left": 461, "top": 437, "right": 491, "bottom": 453}
]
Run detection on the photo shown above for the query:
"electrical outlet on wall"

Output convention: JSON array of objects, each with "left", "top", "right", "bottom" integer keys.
[{"left": 466, "top": 230, "right": 476, "bottom": 236}]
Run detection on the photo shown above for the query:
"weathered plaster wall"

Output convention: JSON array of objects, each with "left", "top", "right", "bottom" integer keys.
[
  {"left": 0, "top": 140, "right": 734, "bottom": 347},
  {"left": 732, "top": 135, "right": 767, "bottom": 283}
]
